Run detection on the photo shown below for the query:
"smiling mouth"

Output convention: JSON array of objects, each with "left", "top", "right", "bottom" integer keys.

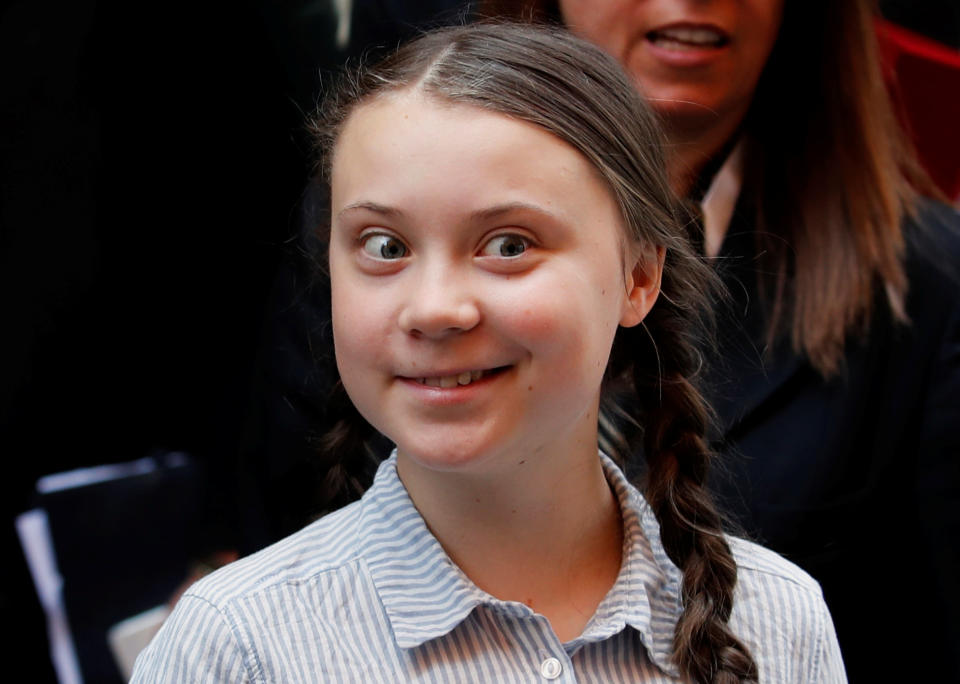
[
  {"left": 647, "top": 26, "right": 728, "bottom": 50},
  {"left": 412, "top": 366, "right": 510, "bottom": 388}
]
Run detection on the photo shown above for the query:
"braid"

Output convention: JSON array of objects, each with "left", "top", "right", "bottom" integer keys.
[
  {"left": 605, "top": 243, "right": 758, "bottom": 683},
  {"left": 642, "top": 375, "right": 757, "bottom": 683},
  {"left": 308, "top": 378, "right": 382, "bottom": 516}
]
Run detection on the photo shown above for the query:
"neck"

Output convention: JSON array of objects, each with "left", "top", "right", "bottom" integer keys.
[
  {"left": 663, "top": 110, "right": 745, "bottom": 198},
  {"left": 396, "top": 430, "right": 623, "bottom": 642}
]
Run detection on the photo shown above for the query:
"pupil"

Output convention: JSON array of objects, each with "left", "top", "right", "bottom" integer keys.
[
  {"left": 500, "top": 238, "right": 525, "bottom": 257},
  {"left": 381, "top": 239, "right": 404, "bottom": 258}
]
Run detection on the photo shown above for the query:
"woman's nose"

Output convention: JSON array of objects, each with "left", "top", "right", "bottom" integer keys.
[{"left": 397, "top": 266, "right": 481, "bottom": 339}]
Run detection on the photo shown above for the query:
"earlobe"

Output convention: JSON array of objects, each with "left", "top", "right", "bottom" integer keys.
[{"left": 620, "top": 245, "right": 665, "bottom": 328}]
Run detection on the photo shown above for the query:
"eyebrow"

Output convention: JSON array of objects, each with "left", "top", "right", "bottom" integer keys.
[
  {"left": 469, "top": 201, "right": 561, "bottom": 223},
  {"left": 337, "top": 200, "right": 562, "bottom": 223},
  {"left": 337, "top": 201, "right": 403, "bottom": 220}
]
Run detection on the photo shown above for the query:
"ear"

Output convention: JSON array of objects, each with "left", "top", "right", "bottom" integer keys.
[{"left": 620, "top": 245, "right": 664, "bottom": 328}]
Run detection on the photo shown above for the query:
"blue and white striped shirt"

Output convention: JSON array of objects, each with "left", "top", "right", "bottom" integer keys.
[{"left": 132, "top": 453, "right": 845, "bottom": 682}]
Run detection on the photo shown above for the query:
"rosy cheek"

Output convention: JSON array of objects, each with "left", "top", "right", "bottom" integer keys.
[
  {"left": 331, "top": 291, "right": 380, "bottom": 367},
  {"left": 508, "top": 274, "right": 621, "bottom": 363},
  {"left": 334, "top": 305, "right": 391, "bottom": 357},
  {"left": 497, "top": 291, "right": 591, "bottom": 360},
  {"left": 503, "top": 306, "right": 556, "bottom": 340}
]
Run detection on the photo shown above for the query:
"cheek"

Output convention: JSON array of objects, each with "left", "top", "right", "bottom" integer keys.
[
  {"left": 561, "top": 0, "right": 632, "bottom": 56},
  {"left": 498, "top": 272, "right": 623, "bottom": 378},
  {"left": 331, "top": 282, "right": 396, "bottom": 430},
  {"left": 330, "top": 276, "right": 393, "bottom": 377},
  {"left": 743, "top": 2, "right": 785, "bottom": 72}
]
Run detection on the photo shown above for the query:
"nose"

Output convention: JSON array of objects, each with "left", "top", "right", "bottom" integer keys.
[{"left": 397, "top": 263, "right": 481, "bottom": 339}]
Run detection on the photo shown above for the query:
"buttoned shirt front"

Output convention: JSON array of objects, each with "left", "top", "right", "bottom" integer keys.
[{"left": 132, "top": 453, "right": 845, "bottom": 682}]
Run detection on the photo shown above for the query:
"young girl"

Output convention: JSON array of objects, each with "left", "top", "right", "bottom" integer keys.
[{"left": 133, "top": 23, "right": 844, "bottom": 683}]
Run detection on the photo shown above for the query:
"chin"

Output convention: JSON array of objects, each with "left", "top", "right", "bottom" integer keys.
[
  {"left": 397, "top": 444, "right": 491, "bottom": 474},
  {"left": 650, "top": 95, "right": 719, "bottom": 128},
  {"left": 393, "top": 429, "right": 509, "bottom": 475}
]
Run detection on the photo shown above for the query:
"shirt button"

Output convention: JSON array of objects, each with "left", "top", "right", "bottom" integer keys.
[{"left": 540, "top": 657, "right": 562, "bottom": 680}]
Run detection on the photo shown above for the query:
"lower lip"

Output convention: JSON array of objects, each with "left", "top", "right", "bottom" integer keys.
[
  {"left": 397, "top": 368, "right": 511, "bottom": 406},
  {"left": 643, "top": 36, "right": 729, "bottom": 68}
]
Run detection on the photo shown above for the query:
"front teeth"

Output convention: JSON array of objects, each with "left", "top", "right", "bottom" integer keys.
[
  {"left": 420, "top": 369, "right": 486, "bottom": 387},
  {"left": 652, "top": 27, "right": 724, "bottom": 47}
]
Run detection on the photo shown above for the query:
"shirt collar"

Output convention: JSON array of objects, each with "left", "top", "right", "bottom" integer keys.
[
  {"left": 358, "top": 453, "right": 488, "bottom": 648},
  {"left": 590, "top": 453, "right": 684, "bottom": 678},
  {"left": 360, "top": 451, "right": 684, "bottom": 676},
  {"left": 700, "top": 139, "right": 746, "bottom": 258}
]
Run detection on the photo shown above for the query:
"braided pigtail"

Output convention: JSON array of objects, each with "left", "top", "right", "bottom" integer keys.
[
  {"left": 310, "top": 376, "right": 384, "bottom": 516},
  {"left": 605, "top": 235, "right": 758, "bottom": 682}
]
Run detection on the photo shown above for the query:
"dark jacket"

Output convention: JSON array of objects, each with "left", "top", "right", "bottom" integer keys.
[{"left": 706, "top": 198, "right": 960, "bottom": 682}]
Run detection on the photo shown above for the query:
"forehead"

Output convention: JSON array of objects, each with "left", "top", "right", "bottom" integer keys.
[
  {"left": 333, "top": 90, "right": 584, "bottom": 177},
  {"left": 331, "top": 91, "right": 626, "bottom": 233}
]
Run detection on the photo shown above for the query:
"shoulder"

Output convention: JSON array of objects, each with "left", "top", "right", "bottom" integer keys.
[
  {"left": 729, "top": 536, "right": 821, "bottom": 592},
  {"left": 185, "top": 499, "right": 367, "bottom": 606},
  {"left": 895, "top": 199, "right": 960, "bottom": 357},
  {"left": 131, "top": 501, "right": 368, "bottom": 682},
  {"left": 904, "top": 199, "right": 960, "bottom": 294},
  {"left": 728, "top": 537, "right": 847, "bottom": 683}
]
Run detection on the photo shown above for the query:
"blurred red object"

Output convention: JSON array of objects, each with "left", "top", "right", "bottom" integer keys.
[{"left": 876, "top": 18, "right": 960, "bottom": 202}]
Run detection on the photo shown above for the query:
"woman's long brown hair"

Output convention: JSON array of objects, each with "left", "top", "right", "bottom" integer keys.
[
  {"left": 479, "top": 0, "right": 935, "bottom": 376},
  {"left": 309, "top": 22, "right": 758, "bottom": 682}
]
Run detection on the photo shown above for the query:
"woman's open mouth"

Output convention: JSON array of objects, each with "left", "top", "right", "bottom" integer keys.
[{"left": 646, "top": 26, "right": 729, "bottom": 51}]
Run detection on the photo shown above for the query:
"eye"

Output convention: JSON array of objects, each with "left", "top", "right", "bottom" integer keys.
[
  {"left": 361, "top": 233, "right": 408, "bottom": 260},
  {"left": 480, "top": 234, "right": 530, "bottom": 258}
]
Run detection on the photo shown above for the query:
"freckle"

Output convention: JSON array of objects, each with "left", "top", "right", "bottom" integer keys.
[
  {"left": 527, "top": 385, "right": 533, "bottom": 391},
  {"left": 601, "top": 288, "right": 605, "bottom": 295},
  {"left": 474, "top": 498, "right": 481, "bottom": 504},
  {"left": 525, "top": 598, "right": 534, "bottom": 608},
  {"left": 511, "top": 508, "right": 517, "bottom": 514}
]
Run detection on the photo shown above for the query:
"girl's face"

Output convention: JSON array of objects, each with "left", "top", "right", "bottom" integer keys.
[
  {"left": 560, "top": 0, "right": 784, "bottom": 137},
  {"left": 328, "top": 92, "right": 660, "bottom": 476}
]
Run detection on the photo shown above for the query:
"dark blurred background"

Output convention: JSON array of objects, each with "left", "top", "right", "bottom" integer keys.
[
  {"left": 2, "top": 1, "right": 313, "bottom": 677},
  {"left": 1, "top": 0, "right": 471, "bottom": 678},
  {"left": 2, "top": 0, "right": 957, "bottom": 680}
]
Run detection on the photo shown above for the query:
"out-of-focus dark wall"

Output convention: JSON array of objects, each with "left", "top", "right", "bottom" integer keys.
[
  {"left": 1, "top": 0, "right": 334, "bottom": 675},
  {"left": 880, "top": 0, "right": 960, "bottom": 48},
  {"left": 2, "top": 0, "right": 476, "bottom": 676}
]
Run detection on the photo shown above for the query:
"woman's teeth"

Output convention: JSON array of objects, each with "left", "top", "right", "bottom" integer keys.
[
  {"left": 418, "top": 369, "right": 485, "bottom": 388},
  {"left": 649, "top": 27, "right": 725, "bottom": 49}
]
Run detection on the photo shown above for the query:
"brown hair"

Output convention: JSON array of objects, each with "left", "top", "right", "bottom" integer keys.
[
  {"left": 478, "top": 0, "right": 935, "bottom": 376},
  {"left": 310, "top": 22, "right": 757, "bottom": 682}
]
